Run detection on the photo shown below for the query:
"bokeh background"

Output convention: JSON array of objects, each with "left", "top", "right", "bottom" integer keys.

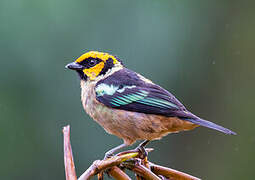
[{"left": 1, "top": 0, "right": 254, "bottom": 179}]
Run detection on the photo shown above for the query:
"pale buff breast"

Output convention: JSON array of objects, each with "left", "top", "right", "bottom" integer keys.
[{"left": 80, "top": 80, "right": 198, "bottom": 145}]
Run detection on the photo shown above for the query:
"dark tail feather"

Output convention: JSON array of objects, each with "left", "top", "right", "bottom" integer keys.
[{"left": 184, "top": 118, "right": 237, "bottom": 135}]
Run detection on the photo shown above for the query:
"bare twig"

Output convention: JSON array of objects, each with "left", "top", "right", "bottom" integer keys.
[
  {"left": 124, "top": 159, "right": 161, "bottom": 180},
  {"left": 116, "top": 148, "right": 154, "bottom": 157},
  {"left": 78, "top": 152, "right": 139, "bottom": 180},
  {"left": 136, "top": 174, "right": 144, "bottom": 180},
  {"left": 63, "top": 125, "right": 201, "bottom": 180},
  {"left": 63, "top": 125, "right": 77, "bottom": 180},
  {"left": 150, "top": 163, "right": 201, "bottom": 180},
  {"left": 108, "top": 166, "right": 132, "bottom": 180},
  {"left": 97, "top": 172, "right": 104, "bottom": 180}
]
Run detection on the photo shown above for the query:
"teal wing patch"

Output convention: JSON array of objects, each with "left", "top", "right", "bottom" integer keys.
[
  {"left": 95, "top": 82, "right": 182, "bottom": 116},
  {"left": 111, "top": 89, "right": 179, "bottom": 109}
]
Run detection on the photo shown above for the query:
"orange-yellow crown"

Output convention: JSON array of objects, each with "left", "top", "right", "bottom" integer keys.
[
  {"left": 73, "top": 51, "right": 122, "bottom": 80},
  {"left": 75, "top": 51, "right": 120, "bottom": 64}
]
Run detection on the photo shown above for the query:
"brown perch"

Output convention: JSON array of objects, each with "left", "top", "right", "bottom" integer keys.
[{"left": 63, "top": 125, "right": 201, "bottom": 180}]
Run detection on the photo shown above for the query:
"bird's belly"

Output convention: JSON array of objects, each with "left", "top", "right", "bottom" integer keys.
[{"left": 85, "top": 100, "right": 197, "bottom": 145}]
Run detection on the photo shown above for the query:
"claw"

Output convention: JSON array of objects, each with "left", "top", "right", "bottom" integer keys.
[
  {"left": 135, "top": 146, "right": 148, "bottom": 159},
  {"left": 103, "top": 143, "right": 128, "bottom": 160},
  {"left": 134, "top": 140, "right": 150, "bottom": 159},
  {"left": 104, "top": 152, "right": 114, "bottom": 160}
]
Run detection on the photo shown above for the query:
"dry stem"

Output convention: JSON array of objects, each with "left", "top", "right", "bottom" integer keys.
[
  {"left": 63, "top": 125, "right": 201, "bottom": 180},
  {"left": 63, "top": 125, "right": 77, "bottom": 180}
]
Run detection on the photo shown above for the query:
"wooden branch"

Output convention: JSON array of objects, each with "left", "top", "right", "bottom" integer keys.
[
  {"left": 116, "top": 148, "right": 154, "bottom": 157},
  {"left": 108, "top": 166, "right": 132, "bottom": 180},
  {"left": 136, "top": 174, "right": 143, "bottom": 180},
  {"left": 150, "top": 163, "right": 201, "bottom": 180},
  {"left": 97, "top": 172, "right": 104, "bottom": 180},
  {"left": 63, "top": 125, "right": 77, "bottom": 180},
  {"left": 78, "top": 152, "right": 139, "bottom": 180},
  {"left": 62, "top": 125, "right": 201, "bottom": 180},
  {"left": 123, "top": 159, "right": 161, "bottom": 180}
]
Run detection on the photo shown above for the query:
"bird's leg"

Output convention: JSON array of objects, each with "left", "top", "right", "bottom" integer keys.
[
  {"left": 135, "top": 140, "right": 150, "bottom": 159},
  {"left": 104, "top": 143, "right": 128, "bottom": 159}
]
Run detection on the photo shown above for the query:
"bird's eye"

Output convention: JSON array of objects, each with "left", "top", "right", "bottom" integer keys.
[{"left": 88, "top": 59, "right": 97, "bottom": 66}]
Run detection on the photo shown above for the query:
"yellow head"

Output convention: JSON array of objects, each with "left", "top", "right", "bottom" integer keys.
[{"left": 65, "top": 51, "right": 122, "bottom": 81}]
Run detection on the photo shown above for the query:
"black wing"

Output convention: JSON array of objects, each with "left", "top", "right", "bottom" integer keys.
[{"left": 95, "top": 68, "right": 193, "bottom": 118}]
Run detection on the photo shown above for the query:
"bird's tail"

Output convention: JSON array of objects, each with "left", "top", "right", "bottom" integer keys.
[{"left": 184, "top": 118, "right": 236, "bottom": 135}]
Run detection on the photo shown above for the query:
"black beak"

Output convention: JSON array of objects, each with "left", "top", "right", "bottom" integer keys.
[{"left": 65, "top": 62, "right": 83, "bottom": 70}]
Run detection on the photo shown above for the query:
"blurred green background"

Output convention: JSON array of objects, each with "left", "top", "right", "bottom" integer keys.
[{"left": 1, "top": 0, "right": 254, "bottom": 179}]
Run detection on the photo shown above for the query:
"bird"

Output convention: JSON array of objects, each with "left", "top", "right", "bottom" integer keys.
[{"left": 65, "top": 51, "right": 236, "bottom": 158}]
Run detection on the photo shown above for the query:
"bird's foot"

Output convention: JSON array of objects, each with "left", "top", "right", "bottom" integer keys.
[
  {"left": 133, "top": 140, "right": 150, "bottom": 159},
  {"left": 102, "top": 152, "right": 116, "bottom": 178},
  {"left": 104, "top": 151, "right": 115, "bottom": 160},
  {"left": 103, "top": 143, "right": 128, "bottom": 160},
  {"left": 134, "top": 144, "right": 148, "bottom": 159}
]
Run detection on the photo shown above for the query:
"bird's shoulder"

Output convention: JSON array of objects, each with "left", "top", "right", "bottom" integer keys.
[{"left": 96, "top": 68, "right": 151, "bottom": 86}]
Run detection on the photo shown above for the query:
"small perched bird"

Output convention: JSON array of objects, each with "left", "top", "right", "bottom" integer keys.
[{"left": 66, "top": 51, "right": 236, "bottom": 157}]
